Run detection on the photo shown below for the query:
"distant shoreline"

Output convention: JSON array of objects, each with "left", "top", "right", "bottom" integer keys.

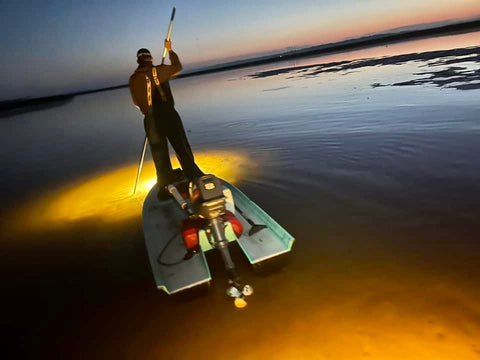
[
  {"left": 0, "top": 85, "right": 126, "bottom": 112},
  {"left": 1, "top": 18, "right": 479, "bottom": 111},
  {"left": 180, "top": 18, "right": 480, "bottom": 78}
]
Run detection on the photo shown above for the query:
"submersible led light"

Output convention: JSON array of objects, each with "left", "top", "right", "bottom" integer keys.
[{"left": 6, "top": 150, "right": 257, "bottom": 233}]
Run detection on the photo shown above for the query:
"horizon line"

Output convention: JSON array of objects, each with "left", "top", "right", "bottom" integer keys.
[{"left": 1, "top": 17, "right": 480, "bottom": 105}]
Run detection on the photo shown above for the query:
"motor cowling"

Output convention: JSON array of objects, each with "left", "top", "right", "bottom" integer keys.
[{"left": 190, "top": 175, "right": 226, "bottom": 219}]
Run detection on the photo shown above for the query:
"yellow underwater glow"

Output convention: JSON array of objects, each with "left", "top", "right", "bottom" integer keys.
[{"left": 10, "top": 150, "right": 257, "bottom": 232}]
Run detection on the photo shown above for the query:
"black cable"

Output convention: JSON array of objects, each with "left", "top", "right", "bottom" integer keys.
[{"left": 157, "top": 232, "right": 190, "bottom": 266}]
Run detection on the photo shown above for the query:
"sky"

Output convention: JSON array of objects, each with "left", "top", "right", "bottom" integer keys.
[{"left": 1, "top": 0, "right": 480, "bottom": 100}]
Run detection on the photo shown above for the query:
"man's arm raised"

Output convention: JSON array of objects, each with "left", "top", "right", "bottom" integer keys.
[{"left": 155, "top": 39, "right": 182, "bottom": 82}]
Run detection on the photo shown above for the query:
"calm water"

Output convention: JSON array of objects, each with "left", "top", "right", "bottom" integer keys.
[{"left": 2, "top": 32, "right": 480, "bottom": 359}]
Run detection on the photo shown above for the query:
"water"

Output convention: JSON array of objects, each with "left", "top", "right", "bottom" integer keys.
[{"left": 2, "top": 32, "right": 480, "bottom": 359}]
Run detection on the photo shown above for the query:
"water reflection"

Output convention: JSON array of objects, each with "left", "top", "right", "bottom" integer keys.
[
  {"left": 249, "top": 46, "right": 480, "bottom": 90},
  {"left": 0, "top": 95, "right": 74, "bottom": 119},
  {"left": 377, "top": 64, "right": 480, "bottom": 91}
]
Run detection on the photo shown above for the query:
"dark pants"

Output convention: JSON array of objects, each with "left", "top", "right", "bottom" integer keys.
[{"left": 144, "top": 105, "right": 203, "bottom": 190}]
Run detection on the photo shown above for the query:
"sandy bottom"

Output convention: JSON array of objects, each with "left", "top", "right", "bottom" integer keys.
[{"left": 4, "top": 217, "right": 479, "bottom": 359}]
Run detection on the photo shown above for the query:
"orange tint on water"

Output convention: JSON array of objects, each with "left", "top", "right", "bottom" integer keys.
[{"left": 5, "top": 150, "right": 257, "bottom": 233}]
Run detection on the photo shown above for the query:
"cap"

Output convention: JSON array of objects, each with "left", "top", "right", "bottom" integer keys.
[{"left": 136, "top": 48, "right": 152, "bottom": 59}]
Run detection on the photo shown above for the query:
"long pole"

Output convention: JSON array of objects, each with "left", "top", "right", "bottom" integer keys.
[
  {"left": 162, "top": 6, "right": 176, "bottom": 64},
  {"left": 132, "top": 6, "right": 176, "bottom": 195},
  {"left": 132, "top": 135, "right": 149, "bottom": 195}
]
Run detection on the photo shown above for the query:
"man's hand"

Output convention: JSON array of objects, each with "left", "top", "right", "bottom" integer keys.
[{"left": 164, "top": 39, "right": 172, "bottom": 52}]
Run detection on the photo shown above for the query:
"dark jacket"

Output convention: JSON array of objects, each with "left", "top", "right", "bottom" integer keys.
[{"left": 129, "top": 50, "right": 182, "bottom": 115}]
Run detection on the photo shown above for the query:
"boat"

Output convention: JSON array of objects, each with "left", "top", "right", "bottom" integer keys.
[{"left": 142, "top": 172, "right": 295, "bottom": 307}]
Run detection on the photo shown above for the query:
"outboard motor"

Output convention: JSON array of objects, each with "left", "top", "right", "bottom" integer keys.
[
  {"left": 190, "top": 175, "right": 235, "bottom": 272},
  {"left": 190, "top": 175, "right": 253, "bottom": 308}
]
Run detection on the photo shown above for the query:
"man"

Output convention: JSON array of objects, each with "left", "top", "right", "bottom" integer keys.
[{"left": 129, "top": 40, "right": 203, "bottom": 200}]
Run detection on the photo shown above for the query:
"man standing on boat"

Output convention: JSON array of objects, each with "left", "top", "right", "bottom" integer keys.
[{"left": 129, "top": 39, "right": 203, "bottom": 200}]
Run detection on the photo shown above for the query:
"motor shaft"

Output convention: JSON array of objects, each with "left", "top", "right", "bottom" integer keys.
[{"left": 210, "top": 217, "right": 235, "bottom": 271}]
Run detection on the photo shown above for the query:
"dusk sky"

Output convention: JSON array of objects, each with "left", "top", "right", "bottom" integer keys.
[{"left": 1, "top": 0, "right": 480, "bottom": 100}]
